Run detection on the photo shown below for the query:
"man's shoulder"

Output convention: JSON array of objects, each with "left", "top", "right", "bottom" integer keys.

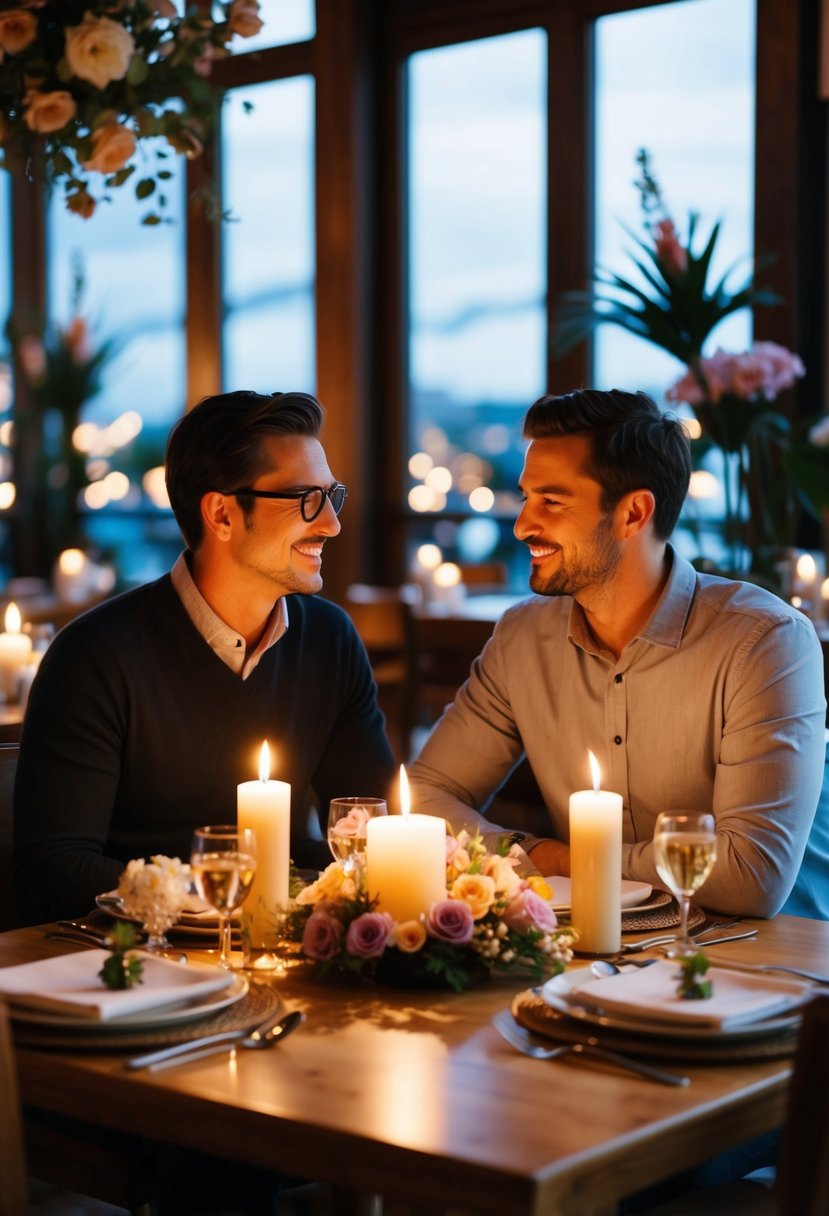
[
  {"left": 693, "top": 570, "right": 806, "bottom": 629},
  {"left": 52, "top": 575, "right": 175, "bottom": 644}
]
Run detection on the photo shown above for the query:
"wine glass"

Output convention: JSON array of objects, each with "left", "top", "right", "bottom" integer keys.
[
  {"left": 190, "top": 825, "right": 257, "bottom": 969},
  {"left": 653, "top": 812, "right": 717, "bottom": 956},
  {"left": 327, "top": 797, "right": 387, "bottom": 872}
]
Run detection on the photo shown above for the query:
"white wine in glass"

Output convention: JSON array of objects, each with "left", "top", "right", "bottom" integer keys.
[
  {"left": 327, "top": 797, "right": 387, "bottom": 871},
  {"left": 653, "top": 813, "right": 717, "bottom": 956},
  {"left": 191, "top": 825, "right": 257, "bottom": 970}
]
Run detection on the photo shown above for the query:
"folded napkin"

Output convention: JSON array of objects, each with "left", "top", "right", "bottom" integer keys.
[
  {"left": 568, "top": 960, "right": 811, "bottom": 1029},
  {"left": 0, "top": 950, "right": 232, "bottom": 1021}
]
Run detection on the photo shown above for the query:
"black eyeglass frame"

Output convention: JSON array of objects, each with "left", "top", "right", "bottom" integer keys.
[{"left": 224, "top": 482, "right": 348, "bottom": 522}]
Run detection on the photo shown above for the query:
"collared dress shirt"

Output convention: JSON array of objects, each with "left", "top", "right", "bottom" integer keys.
[{"left": 409, "top": 547, "right": 826, "bottom": 917}]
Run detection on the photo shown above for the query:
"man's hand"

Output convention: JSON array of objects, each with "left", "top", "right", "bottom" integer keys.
[{"left": 527, "top": 838, "right": 571, "bottom": 878}]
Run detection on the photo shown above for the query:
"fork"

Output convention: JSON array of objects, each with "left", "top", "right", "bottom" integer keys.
[{"left": 491, "top": 1010, "right": 690, "bottom": 1087}]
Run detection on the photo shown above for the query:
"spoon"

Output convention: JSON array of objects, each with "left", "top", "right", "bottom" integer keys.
[
  {"left": 126, "top": 1009, "right": 305, "bottom": 1071},
  {"left": 591, "top": 959, "right": 659, "bottom": 978}
]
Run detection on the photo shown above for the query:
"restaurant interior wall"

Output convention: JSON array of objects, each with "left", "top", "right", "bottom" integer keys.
[{"left": 0, "top": 0, "right": 823, "bottom": 602}]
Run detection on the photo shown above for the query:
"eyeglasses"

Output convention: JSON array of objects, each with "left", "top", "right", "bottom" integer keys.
[{"left": 225, "top": 482, "right": 348, "bottom": 523}]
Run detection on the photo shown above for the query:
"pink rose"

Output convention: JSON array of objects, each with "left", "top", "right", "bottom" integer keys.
[
  {"left": 302, "top": 909, "right": 342, "bottom": 960},
  {"left": 331, "top": 806, "right": 371, "bottom": 839},
  {"left": 227, "top": 0, "right": 264, "bottom": 38},
  {"left": 23, "top": 89, "right": 77, "bottom": 134},
  {"left": 502, "top": 888, "right": 558, "bottom": 934},
  {"left": 65, "top": 13, "right": 135, "bottom": 89},
  {"left": 0, "top": 9, "right": 37, "bottom": 54},
  {"left": 667, "top": 342, "right": 805, "bottom": 407},
  {"left": 427, "top": 899, "right": 474, "bottom": 944},
  {"left": 345, "top": 911, "right": 394, "bottom": 958},
  {"left": 653, "top": 219, "right": 687, "bottom": 274},
  {"left": 83, "top": 122, "right": 137, "bottom": 175}
]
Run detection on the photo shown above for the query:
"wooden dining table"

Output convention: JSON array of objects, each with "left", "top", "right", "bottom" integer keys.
[{"left": 3, "top": 913, "right": 828, "bottom": 1216}]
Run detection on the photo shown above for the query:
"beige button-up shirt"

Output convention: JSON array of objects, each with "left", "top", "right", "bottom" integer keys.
[{"left": 409, "top": 548, "right": 826, "bottom": 917}]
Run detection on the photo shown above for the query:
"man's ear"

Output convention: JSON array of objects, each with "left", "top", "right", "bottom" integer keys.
[
  {"left": 616, "top": 489, "right": 656, "bottom": 538},
  {"left": 200, "top": 491, "right": 234, "bottom": 543}
]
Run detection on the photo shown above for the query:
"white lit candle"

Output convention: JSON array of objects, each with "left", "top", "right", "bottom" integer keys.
[
  {"left": 0, "top": 603, "right": 32, "bottom": 701},
  {"left": 237, "top": 741, "right": 291, "bottom": 949},
  {"left": 366, "top": 766, "right": 446, "bottom": 922},
  {"left": 569, "top": 750, "right": 623, "bottom": 955}
]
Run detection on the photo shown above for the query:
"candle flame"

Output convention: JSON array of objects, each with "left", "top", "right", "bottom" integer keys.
[
  {"left": 399, "top": 764, "right": 410, "bottom": 818},
  {"left": 588, "top": 749, "right": 601, "bottom": 793},
  {"left": 4, "top": 602, "right": 21, "bottom": 634},
  {"left": 258, "top": 740, "right": 271, "bottom": 783}
]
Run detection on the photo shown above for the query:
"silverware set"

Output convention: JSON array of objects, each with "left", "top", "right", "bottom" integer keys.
[
  {"left": 491, "top": 1009, "right": 690, "bottom": 1087},
  {"left": 126, "top": 1009, "right": 305, "bottom": 1071}
]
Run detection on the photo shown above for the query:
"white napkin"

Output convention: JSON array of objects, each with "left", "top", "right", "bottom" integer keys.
[
  {"left": 568, "top": 960, "right": 812, "bottom": 1029},
  {"left": 0, "top": 950, "right": 232, "bottom": 1021}
]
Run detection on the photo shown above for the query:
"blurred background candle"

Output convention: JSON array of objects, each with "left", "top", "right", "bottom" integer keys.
[
  {"left": 569, "top": 750, "right": 623, "bottom": 954},
  {"left": 0, "top": 603, "right": 32, "bottom": 701},
  {"left": 237, "top": 741, "right": 290, "bottom": 962},
  {"left": 366, "top": 766, "right": 446, "bottom": 921}
]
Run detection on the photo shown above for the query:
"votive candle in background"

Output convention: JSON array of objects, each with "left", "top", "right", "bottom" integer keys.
[
  {"left": 0, "top": 603, "right": 33, "bottom": 702},
  {"left": 237, "top": 741, "right": 291, "bottom": 959},
  {"left": 366, "top": 766, "right": 446, "bottom": 921},
  {"left": 569, "top": 750, "right": 623, "bottom": 954}
]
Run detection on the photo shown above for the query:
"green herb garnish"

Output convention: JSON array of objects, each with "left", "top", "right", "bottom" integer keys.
[
  {"left": 98, "top": 921, "right": 144, "bottom": 991},
  {"left": 676, "top": 950, "right": 712, "bottom": 1000}
]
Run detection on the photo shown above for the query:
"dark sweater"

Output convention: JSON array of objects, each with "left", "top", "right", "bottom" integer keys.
[{"left": 13, "top": 576, "right": 395, "bottom": 923}]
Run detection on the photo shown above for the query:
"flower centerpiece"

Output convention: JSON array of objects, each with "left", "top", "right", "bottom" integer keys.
[
  {"left": 117, "top": 853, "right": 191, "bottom": 951},
  {"left": 284, "top": 830, "right": 577, "bottom": 992},
  {"left": 785, "top": 414, "right": 829, "bottom": 523},
  {"left": 555, "top": 148, "right": 805, "bottom": 580},
  {"left": 0, "top": 0, "right": 264, "bottom": 223}
]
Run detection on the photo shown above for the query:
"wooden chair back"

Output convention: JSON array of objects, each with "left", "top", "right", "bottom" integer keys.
[
  {"left": 0, "top": 744, "right": 19, "bottom": 933},
  {"left": 343, "top": 584, "right": 421, "bottom": 761},
  {"left": 776, "top": 994, "right": 829, "bottom": 1215},
  {"left": 458, "top": 561, "right": 508, "bottom": 591},
  {"left": 0, "top": 1000, "right": 27, "bottom": 1216}
]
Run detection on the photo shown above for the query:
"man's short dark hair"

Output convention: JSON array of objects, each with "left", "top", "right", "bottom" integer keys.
[
  {"left": 165, "top": 390, "right": 324, "bottom": 549},
  {"left": 522, "top": 388, "right": 691, "bottom": 540}
]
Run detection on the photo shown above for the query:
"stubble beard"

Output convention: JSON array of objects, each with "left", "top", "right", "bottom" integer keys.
[{"left": 529, "top": 514, "right": 620, "bottom": 598}]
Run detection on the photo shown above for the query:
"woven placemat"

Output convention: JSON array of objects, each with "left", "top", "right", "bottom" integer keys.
[
  {"left": 511, "top": 988, "right": 799, "bottom": 1064},
  {"left": 11, "top": 979, "right": 282, "bottom": 1053},
  {"left": 621, "top": 895, "right": 705, "bottom": 934}
]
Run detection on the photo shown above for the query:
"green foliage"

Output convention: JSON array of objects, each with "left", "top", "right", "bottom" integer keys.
[
  {"left": 99, "top": 921, "right": 144, "bottom": 991},
  {"left": 675, "top": 951, "right": 712, "bottom": 1001}
]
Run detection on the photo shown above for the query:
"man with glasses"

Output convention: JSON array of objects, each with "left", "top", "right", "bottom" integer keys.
[{"left": 15, "top": 390, "right": 396, "bottom": 924}]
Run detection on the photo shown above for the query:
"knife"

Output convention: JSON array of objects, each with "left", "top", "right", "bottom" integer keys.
[{"left": 623, "top": 929, "right": 759, "bottom": 954}]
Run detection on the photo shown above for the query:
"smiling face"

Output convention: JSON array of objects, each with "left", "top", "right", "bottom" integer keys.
[
  {"left": 228, "top": 434, "right": 342, "bottom": 597},
  {"left": 513, "top": 434, "right": 621, "bottom": 599}
]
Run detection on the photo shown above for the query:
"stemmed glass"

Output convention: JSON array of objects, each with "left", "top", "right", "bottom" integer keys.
[
  {"left": 327, "top": 797, "right": 387, "bottom": 873},
  {"left": 653, "top": 812, "right": 717, "bottom": 956},
  {"left": 190, "top": 825, "right": 257, "bottom": 969}
]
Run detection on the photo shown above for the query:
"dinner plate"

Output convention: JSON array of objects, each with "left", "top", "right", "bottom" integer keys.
[
  {"left": 9, "top": 972, "right": 248, "bottom": 1032},
  {"left": 96, "top": 891, "right": 241, "bottom": 938},
  {"left": 544, "top": 877, "right": 653, "bottom": 913},
  {"left": 538, "top": 966, "right": 805, "bottom": 1042}
]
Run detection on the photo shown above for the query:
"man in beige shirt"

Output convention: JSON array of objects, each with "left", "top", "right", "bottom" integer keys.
[{"left": 410, "top": 388, "right": 827, "bottom": 918}]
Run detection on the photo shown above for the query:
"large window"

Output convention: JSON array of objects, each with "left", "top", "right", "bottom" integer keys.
[
  {"left": 406, "top": 30, "right": 547, "bottom": 582},
  {"left": 222, "top": 76, "right": 316, "bottom": 395}
]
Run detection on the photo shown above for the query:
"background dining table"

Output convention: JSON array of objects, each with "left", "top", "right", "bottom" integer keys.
[{"left": 2, "top": 913, "right": 828, "bottom": 1215}]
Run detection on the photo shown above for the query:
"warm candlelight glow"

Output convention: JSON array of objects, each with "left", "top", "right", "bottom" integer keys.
[
  {"left": 433, "top": 561, "right": 461, "bottom": 588},
  {"left": 821, "top": 578, "right": 829, "bottom": 602},
  {"left": 259, "top": 740, "right": 271, "bottom": 783},
  {"left": 4, "top": 602, "right": 20, "bottom": 634},
  {"left": 399, "top": 765, "right": 410, "bottom": 818},
  {"left": 58, "top": 547, "right": 86, "bottom": 576},
  {"left": 416, "top": 542, "right": 442, "bottom": 570},
  {"left": 791, "top": 596, "right": 803, "bottom": 609},
  {"left": 796, "top": 553, "right": 817, "bottom": 583},
  {"left": 588, "top": 749, "right": 601, "bottom": 792}
]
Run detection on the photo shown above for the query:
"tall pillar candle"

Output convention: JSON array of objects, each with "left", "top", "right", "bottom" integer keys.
[
  {"left": 366, "top": 766, "right": 446, "bottom": 921},
  {"left": 237, "top": 741, "right": 291, "bottom": 951},
  {"left": 569, "top": 751, "right": 623, "bottom": 954}
]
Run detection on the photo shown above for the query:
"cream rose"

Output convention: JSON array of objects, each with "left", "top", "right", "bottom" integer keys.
[
  {"left": 0, "top": 9, "right": 37, "bottom": 54},
  {"left": 83, "top": 122, "right": 137, "bottom": 174},
  {"left": 450, "top": 872, "right": 496, "bottom": 920},
  {"left": 23, "top": 89, "right": 77, "bottom": 134},
  {"left": 295, "top": 861, "right": 356, "bottom": 906},
  {"left": 65, "top": 13, "right": 135, "bottom": 89},
  {"left": 482, "top": 853, "right": 523, "bottom": 899},
  {"left": 227, "top": 0, "right": 264, "bottom": 38},
  {"left": 394, "top": 920, "right": 427, "bottom": 953}
]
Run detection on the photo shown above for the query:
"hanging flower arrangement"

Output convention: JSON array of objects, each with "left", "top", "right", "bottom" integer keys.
[{"left": 0, "top": 0, "right": 263, "bottom": 223}]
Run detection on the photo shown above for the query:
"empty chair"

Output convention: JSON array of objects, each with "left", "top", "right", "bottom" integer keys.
[{"left": 343, "top": 583, "right": 421, "bottom": 761}]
